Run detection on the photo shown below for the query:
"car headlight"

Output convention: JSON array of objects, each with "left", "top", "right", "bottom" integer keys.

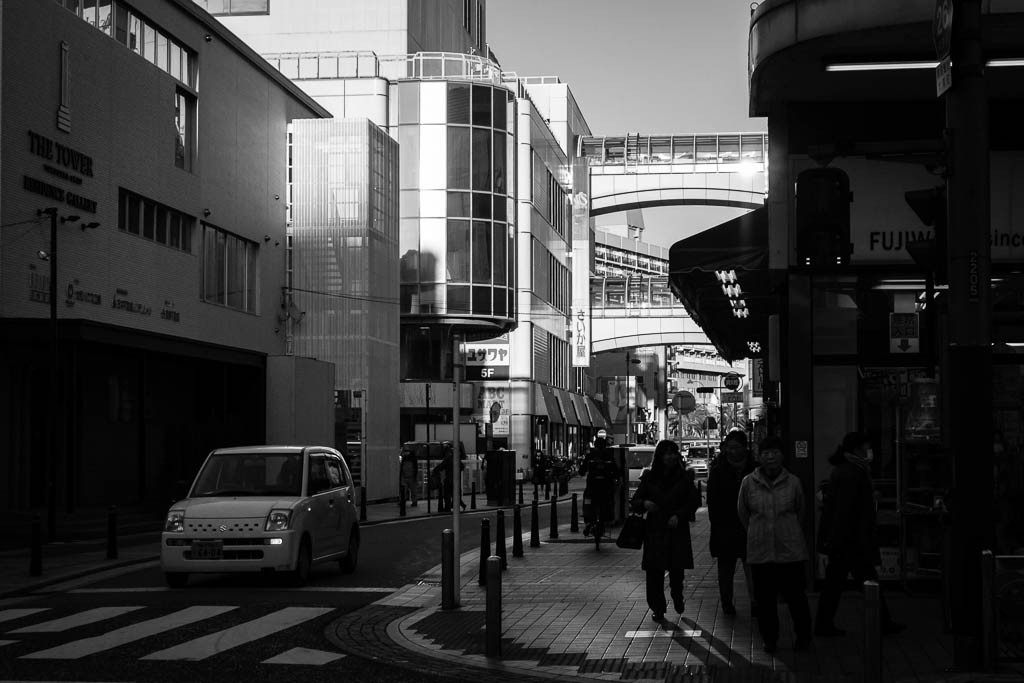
[
  {"left": 265, "top": 509, "right": 292, "bottom": 531},
  {"left": 165, "top": 510, "right": 185, "bottom": 533}
]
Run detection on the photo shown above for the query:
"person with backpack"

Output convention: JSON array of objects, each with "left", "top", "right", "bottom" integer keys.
[
  {"left": 579, "top": 436, "right": 621, "bottom": 537},
  {"left": 814, "top": 431, "right": 906, "bottom": 636}
]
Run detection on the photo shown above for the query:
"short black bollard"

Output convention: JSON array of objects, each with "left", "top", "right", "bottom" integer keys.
[
  {"left": 441, "top": 529, "right": 455, "bottom": 610},
  {"left": 360, "top": 486, "right": 367, "bottom": 522},
  {"left": 478, "top": 518, "right": 491, "bottom": 586},
  {"left": 29, "top": 515, "right": 42, "bottom": 577},
  {"left": 399, "top": 485, "right": 407, "bottom": 517},
  {"left": 530, "top": 499, "right": 540, "bottom": 548},
  {"left": 106, "top": 505, "right": 118, "bottom": 560},
  {"left": 471, "top": 482, "right": 477, "bottom": 510},
  {"left": 863, "top": 581, "right": 882, "bottom": 683},
  {"left": 496, "top": 509, "right": 508, "bottom": 570},
  {"left": 512, "top": 505, "right": 524, "bottom": 558},
  {"left": 549, "top": 497, "right": 559, "bottom": 539},
  {"left": 485, "top": 555, "right": 502, "bottom": 658},
  {"left": 570, "top": 493, "right": 579, "bottom": 532},
  {"left": 518, "top": 480, "right": 524, "bottom": 505}
]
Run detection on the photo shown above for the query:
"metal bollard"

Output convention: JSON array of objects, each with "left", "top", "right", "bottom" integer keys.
[
  {"left": 518, "top": 480, "right": 524, "bottom": 505},
  {"left": 471, "top": 482, "right": 477, "bottom": 510},
  {"left": 982, "top": 549, "right": 995, "bottom": 672},
  {"left": 485, "top": 555, "right": 502, "bottom": 658},
  {"left": 106, "top": 505, "right": 118, "bottom": 560},
  {"left": 478, "top": 518, "right": 491, "bottom": 586},
  {"left": 863, "top": 580, "right": 882, "bottom": 683},
  {"left": 570, "top": 493, "right": 579, "bottom": 533},
  {"left": 549, "top": 496, "right": 559, "bottom": 539},
  {"left": 512, "top": 504, "right": 524, "bottom": 558},
  {"left": 360, "top": 486, "right": 367, "bottom": 522},
  {"left": 496, "top": 509, "right": 508, "bottom": 570},
  {"left": 30, "top": 515, "right": 42, "bottom": 577},
  {"left": 530, "top": 499, "right": 540, "bottom": 548},
  {"left": 441, "top": 529, "right": 455, "bottom": 610},
  {"left": 399, "top": 485, "right": 407, "bottom": 517}
]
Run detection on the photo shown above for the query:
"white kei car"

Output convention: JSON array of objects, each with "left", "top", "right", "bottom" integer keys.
[{"left": 160, "top": 445, "right": 360, "bottom": 588}]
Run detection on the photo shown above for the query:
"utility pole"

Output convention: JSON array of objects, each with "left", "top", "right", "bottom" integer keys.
[{"left": 941, "top": 0, "right": 992, "bottom": 668}]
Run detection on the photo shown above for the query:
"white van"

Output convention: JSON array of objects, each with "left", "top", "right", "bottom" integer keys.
[{"left": 625, "top": 445, "right": 657, "bottom": 493}]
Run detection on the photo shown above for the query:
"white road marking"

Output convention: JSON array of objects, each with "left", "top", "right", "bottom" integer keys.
[
  {"left": 625, "top": 629, "right": 702, "bottom": 638},
  {"left": 20, "top": 605, "right": 236, "bottom": 659},
  {"left": 261, "top": 646, "right": 345, "bottom": 665},
  {"left": 141, "top": 606, "right": 334, "bottom": 661},
  {"left": 0, "top": 608, "right": 49, "bottom": 626},
  {"left": 69, "top": 586, "right": 390, "bottom": 594},
  {"left": 9, "top": 606, "right": 144, "bottom": 633},
  {"left": 0, "top": 639, "right": 18, "bottom": 647},
  {"left": 36, "top": 561, "right": 160, "bottom": 593}
]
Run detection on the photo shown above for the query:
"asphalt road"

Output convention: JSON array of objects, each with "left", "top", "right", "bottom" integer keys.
[{"left": 0, "top": 510, "right": 518, "bottom": 683}]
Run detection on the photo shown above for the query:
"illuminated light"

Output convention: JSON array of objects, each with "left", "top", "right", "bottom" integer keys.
[
  {"left": 268, "top": 538, "right": 284, "bottom": 545},
  {"left": 715, "top": 270, "right": 737, "bottom": 284},
  {"left": 730, "top": 299, "right": 747, "bottom": 309},
  {"left": 987, "top": 59, "right": 1024, "bottom": 68},
  {"left": 722, "top": 283, "right": 743, "bottom": 298},
  {"left": 825, "top": 61, "right": 938, "bottom": 72},
  {"left": 747, "top": 341, "right": 761, "bottom": 353}
]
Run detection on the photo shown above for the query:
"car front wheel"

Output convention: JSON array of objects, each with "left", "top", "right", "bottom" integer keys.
[
  {"left": 165, "top": 572, "right": 189, "bottom": 588},
  {"left": 289, "top": 538, "right": 312, "bottom": 586},
  {"left": 340, "top": 531, "right": 359, "bottom": 574}
]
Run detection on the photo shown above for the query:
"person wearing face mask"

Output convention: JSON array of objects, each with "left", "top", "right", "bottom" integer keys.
[
  {"left": 737, "top": 436, "right": 813, "bottom": 654},
  {"left": 814, "top": 431, "right": 906, "bottom": 637},
  {"left": 707, "top": 430, "right": 756, "bottom": 616}
]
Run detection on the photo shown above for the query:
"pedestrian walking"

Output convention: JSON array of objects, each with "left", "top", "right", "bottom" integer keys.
[
  {"left": 580, "top": 436, "right": 621, "bottom": 536},
  {"left": 814, "top": 431, "right": 907, "bottom": 636},
  {"left": 737, "top": 436, "right": 813, "bottom": 654},
  {"left": 707, "top": 430, "right": 756, "bottom": 617},
  {"left": 630, "top": 439, "right": 700, "bottom": 622},
  {"left": 400, "top": 445, "right": 420, "bottom": 507}
]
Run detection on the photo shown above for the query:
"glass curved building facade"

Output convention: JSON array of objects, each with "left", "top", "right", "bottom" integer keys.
[{"left": 397, "top": 79, "right": 516, "bottom": 331}]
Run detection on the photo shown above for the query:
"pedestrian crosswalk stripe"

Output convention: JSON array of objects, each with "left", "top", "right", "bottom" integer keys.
[
  {"left": 261, "top": 647, "right": 345, "bottom": 665},
  {"left": 9, "top": 606, "right": 145, "bottom": 633},
  {"left": 0, "top": 639, "right": 18, "bottom": 647},
  {"left": 20, "top": 605, "right": 236, "bottom": 659},
  {"left": 141, "top": 607, "right": 334, "bottom": 661},
  {"left": 0, "top": 608, "right": 49, "bottom": 626}
]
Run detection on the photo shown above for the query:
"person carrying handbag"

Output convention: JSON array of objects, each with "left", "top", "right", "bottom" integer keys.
[{"left": 630, "top": 439, "right": 700, "bottom": 622}]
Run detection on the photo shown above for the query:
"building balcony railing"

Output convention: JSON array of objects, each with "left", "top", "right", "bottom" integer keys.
[{"left": 261, "top": 50, "right": 511, "bottom": 87}]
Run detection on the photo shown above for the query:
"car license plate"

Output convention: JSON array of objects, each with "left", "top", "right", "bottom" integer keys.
[{"left": 191, "top": 540, "right": 223, "bottom": 560}]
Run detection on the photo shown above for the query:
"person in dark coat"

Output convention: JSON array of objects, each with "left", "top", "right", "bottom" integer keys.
[
  {"left": 707, "top": 430, "right": 756, "bottom": 616},
  {"left": 580, "top": 436, "right": 621, "bottom": 536},
  {"left": 814, "top": 431, "right": 906, "bottom": 636},
  {"left": 630, "top": 439, "right": 700, "bottom": 622}
]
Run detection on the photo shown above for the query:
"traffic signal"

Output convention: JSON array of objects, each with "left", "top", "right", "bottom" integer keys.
[
  {"left": 904, "top": 186, "right": 948, "bottom": 285},
  {"left": 796, "top": 167, "right": 852, "bottom": 268}
]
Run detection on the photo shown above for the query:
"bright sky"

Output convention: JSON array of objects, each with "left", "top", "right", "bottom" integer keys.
[{"left": 487, "top": 0, "right": 767, "bottom": 248}]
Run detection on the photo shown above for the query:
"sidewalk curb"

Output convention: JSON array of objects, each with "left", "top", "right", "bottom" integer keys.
[{"left": 0, "top": 554, "right": 158, "bottom": 600}]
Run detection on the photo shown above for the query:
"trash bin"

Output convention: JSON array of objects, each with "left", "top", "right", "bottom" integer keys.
[{"left": 484, "top": 449, "right": 516, "bottom": 506}]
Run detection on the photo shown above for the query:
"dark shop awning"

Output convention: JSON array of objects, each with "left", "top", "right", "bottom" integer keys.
[
  {"left": 570, "top": 392, "right": 593, "bottom": 428},
  {"left": 539, "top": 384, "right": 564, "bottom": 424},
  {"left": 556, "top": 388, "right": 581, "bottom": 427},
  {"left": 668, "top": 207, "right": 780, "bottom": 362}
]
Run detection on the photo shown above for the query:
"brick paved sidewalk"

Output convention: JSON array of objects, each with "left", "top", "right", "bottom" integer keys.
[{"left": 346, "top": 508, "right": 1024, "bottom": 683}]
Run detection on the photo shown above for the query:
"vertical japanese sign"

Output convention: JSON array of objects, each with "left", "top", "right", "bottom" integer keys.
[{"left": 571, "top": 189, "right": 591, "bottom": 367}]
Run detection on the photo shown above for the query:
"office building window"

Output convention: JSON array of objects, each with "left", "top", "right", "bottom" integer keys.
[
  {"left": 202, "top": 224, "right": 259, "bottom": 313},
  {"left": 118, "top": 188, "right": 193, "bottom": 253},
  {"left": 199, "top": 0, "right": 270, "bottom": 15},
  {"left": 58, "top": 0, "right": 196, "bottom": 88},
  {"left": 175, "top": 89, "right": 195, "bottom": 170}
]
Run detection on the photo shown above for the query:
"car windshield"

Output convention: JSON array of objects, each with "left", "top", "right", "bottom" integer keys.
[
  {"left": 626, "top": 451, "right": 655, "bottom": 468},
  {"left": 191, "top": 452, "right": 303, "bottom": 497}
]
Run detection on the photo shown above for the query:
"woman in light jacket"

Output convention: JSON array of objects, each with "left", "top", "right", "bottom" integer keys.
[{"left": 737, "top": 435, "right": 813, "bottom": 654}]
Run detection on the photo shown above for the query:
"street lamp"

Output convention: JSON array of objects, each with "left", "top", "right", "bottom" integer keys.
[
  {"left": 625, "top": 351, "right": 641, "bottom": 445},
  {"left": 36, "top": 208, "right": 95, "bottom": 540}
]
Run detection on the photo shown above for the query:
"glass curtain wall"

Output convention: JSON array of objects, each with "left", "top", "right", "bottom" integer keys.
[{"left": 398, "top": 80, "right": 516, "bottom": 327}]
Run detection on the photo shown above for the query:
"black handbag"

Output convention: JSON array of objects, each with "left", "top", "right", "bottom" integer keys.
[{"left": 615, "top": 513, "right": 645, "bottom": 549}]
